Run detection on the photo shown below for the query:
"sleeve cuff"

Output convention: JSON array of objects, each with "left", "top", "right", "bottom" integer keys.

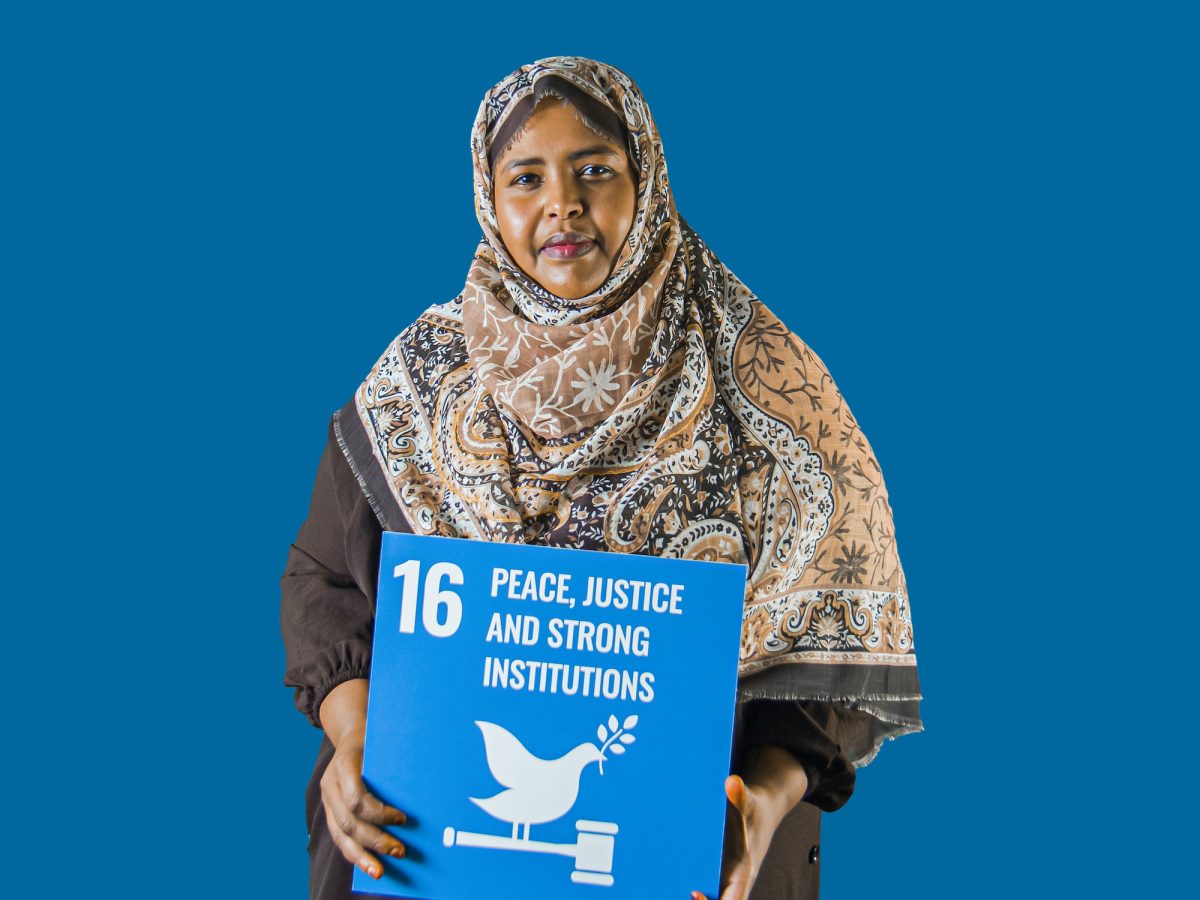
[
  {"left": 285, "top": 639, "right": 373, "bottom": 729},
  {"left": 740, "top": 699, "right": 857, "bottom": 812}
]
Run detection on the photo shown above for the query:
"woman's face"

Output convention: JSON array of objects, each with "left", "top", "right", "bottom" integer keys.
[{"left": 493, "top": 100, "right": 636, "bottom": 300}]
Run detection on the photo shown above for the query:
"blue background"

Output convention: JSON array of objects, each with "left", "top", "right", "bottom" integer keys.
[
  {"left": 359, "top": 534, "right": 746, "bottom": 897},
  {"left": 4, "top": 2, "right": 1194, "bottom": 898}
]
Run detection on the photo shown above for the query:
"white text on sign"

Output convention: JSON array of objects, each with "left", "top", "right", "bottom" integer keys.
[{"left": 490, "top": 568, "right": 685, "bottom": 615}]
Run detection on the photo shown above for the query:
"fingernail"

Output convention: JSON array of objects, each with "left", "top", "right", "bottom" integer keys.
[
  {"left": 389, "top": 844, "right": 406, "bottom": 859},
  {"left": 364, "top": 864, "right": 381, "bottom": 880}
]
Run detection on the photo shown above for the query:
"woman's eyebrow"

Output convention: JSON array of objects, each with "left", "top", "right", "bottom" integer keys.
[
  {"left": 504, "top": 146, "right": 620, "bottom": 170},
  {"left": 568, "top": 145, "right": 621, "bottom": 160}
]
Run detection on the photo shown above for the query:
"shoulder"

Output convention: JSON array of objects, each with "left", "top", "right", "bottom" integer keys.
[
  {"left": 680, "top": 223, "right": 837, "bottom": 391},
  {"left": 709, "top": 266, "right": 846, "bottom": 435},
  {"left": 359, "top": 295, "right": 466, "bottom": 392},
  {"left": 387, "top": 293, "right": 465, "bottom": 355},
  {"left": 413, "top": 295, "right": 464, "bottom": 333}
]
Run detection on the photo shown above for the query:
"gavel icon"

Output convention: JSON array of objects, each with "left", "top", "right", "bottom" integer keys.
[{"left": 443, "top": 819, "right": 619, "bottom": 885}]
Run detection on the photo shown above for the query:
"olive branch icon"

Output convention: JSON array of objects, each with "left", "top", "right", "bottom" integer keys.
[{"left": 596, "top": 714, "right": 637, "bottom": 773}]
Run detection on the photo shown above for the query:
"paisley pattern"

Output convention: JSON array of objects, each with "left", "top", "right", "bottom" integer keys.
[{"left": 348, "top": 57, "right": 920, "bottom": 760}]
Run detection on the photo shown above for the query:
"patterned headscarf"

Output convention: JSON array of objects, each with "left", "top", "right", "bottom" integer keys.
[{"left": 335, "top": 57, "right": 921, "bottom": 764}]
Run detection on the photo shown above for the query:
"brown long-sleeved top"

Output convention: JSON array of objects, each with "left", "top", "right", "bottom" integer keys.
[{"left": 281, "top": 420, "right": 856, "bottom": 899}]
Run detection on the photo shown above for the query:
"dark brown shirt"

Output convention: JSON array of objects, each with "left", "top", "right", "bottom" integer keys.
[{"left": 281, "top": 420, "right": 855, "bottom": 899}]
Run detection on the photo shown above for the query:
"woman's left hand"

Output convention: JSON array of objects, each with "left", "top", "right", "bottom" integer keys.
[
  {"left": 691, "top": 746, "right": 810, "bottom": 900},
  {"left": 716, "top": 774, "right": 777, "bottom": 900}
]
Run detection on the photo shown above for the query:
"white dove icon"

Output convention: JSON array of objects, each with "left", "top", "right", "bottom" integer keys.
[
  {"left": 444, "top": 716, "right": 637, "bottom": 885},
  {"left": 470, "top": 720, "right": 605, "bottom": 840}
]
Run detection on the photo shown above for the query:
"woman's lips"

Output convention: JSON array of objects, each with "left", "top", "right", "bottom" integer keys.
[{"left": 541, "top": 234, "right": 595, "bottom": 259}]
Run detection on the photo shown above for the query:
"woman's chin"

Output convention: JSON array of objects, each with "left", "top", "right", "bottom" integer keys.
[{"left": 533, "top": 264, "right": 611, "bottom": 301}]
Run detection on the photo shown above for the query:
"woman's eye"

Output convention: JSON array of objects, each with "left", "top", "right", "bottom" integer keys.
[
  {"left": 581, "top": 165, "right": 613, "bottom": 177},
  {"left": 511, "top": 173, "right": 540, "bottom": 187}
]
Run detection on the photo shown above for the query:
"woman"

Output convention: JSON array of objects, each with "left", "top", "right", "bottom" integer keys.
[{"left": 282, "top": 56, "right": 921, "bottom": 900}]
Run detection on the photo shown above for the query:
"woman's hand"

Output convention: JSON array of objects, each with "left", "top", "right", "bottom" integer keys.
[
  {"left": 691, "top": 745, "right": 810, "bottom": 900},
  {"left": 714, "top": 773, "right": 774, "bottom": 900},
  {"left": 318, "top": 679, "right": 408, "bottom": 881}
]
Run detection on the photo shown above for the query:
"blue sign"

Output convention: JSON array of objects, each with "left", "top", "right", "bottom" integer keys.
[{"left": 355, "top": 532, "right": 747, "bottom": 899}]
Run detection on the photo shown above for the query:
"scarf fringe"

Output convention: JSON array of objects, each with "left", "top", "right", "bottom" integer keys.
[{"left": 736, "top": 682, "right": 924, "bottom": 768}]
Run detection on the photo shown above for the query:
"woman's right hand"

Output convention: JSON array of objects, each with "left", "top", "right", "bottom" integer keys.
[{"left": 318, "top": 679, "right": 408, "bottom": 880}]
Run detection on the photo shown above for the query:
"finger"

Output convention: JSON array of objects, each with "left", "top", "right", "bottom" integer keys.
[
  {"left": 323, "top": 797, "right": 383, "bottom": 879},
  {"left": 328, "top": 754, "right": 407, "bottom": 827},
  {"left": 720, "top": 871, "right": 752, "bottom": 900},
  {"left": 335, "top": 774, "right": 407, "bottom": 854},
  {"left": 326, "top": 788, "right": 407, "bottom": 861},
  {"left": 345, "top": 778, "right": 408, "bottom": 827},
  {"left": 724, "top": 774, "right": 748, "bottom": 812},
  {"left": 720, "top": 809, "right": 749, "bottom": 900}
]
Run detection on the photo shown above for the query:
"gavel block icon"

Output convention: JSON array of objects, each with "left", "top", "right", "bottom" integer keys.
[{"left": 443, "top": 819, "right": 619, "bottom": 886}]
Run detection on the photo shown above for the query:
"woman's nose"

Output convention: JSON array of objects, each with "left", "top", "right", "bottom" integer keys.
[{"left": 545, "top": 176, "right": 583, "bottom": 219}]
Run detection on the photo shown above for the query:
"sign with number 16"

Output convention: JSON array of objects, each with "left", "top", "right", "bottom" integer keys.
[{"left": 357, "top": 532, "right": 748, "bottom": 900}]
